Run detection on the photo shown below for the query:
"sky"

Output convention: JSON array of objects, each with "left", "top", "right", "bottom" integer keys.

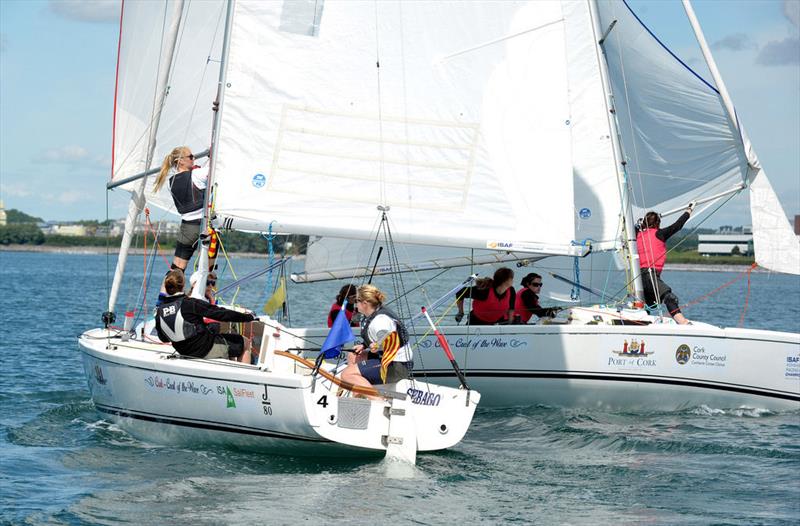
[{"left": 0, "top": 0, "right": 798, "bottom": 228}]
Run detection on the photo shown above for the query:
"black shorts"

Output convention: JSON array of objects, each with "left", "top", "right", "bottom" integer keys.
[
  {"left": 641, "top": 268, "right": 672, "bottom": 306},
  {"left": 357, "top": 359, "right": 412, "bottom": 385},
  {"left": 175, "top": 220, "right": 201, "bottom": 260}
]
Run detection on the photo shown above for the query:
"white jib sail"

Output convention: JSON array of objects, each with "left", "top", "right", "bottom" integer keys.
[{"left": 111, "top": 0, "right": 226, "bottom": 215}]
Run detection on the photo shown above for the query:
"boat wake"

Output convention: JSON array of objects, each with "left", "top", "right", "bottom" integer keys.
[
  {"left": 6, "top": 398, "right": 95, "bottom": 448},
  {"left": 686, "top": 404, "right": 777, "bottom": 418}
]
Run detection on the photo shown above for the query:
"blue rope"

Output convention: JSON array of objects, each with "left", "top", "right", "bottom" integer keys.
[
  {"left": 261, "top": 222, "right": 276, "bottom": 306},
  {"left": 570, "top": 239, "right": 594, "bottom": 301}
]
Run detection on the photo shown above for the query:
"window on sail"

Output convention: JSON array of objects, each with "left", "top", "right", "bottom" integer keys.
[{"left": 280, "top": 0, "right": 324, "bottom": 37}]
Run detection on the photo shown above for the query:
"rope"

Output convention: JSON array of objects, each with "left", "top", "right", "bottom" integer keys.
[
  {"left": 274, "top": 351, "right": 381, "bottom": 398},
  {"left": 674, "top": 262, "right": 758, "bottom": 315},
  {"left": 738, "top": 263, "right": 755, "bottom": 327},
  {"left": 570, "top": 239, "right": 594, "bottom": 301},
  {"left": 261, "top": 222, "right": 276, "bottom": 308}
]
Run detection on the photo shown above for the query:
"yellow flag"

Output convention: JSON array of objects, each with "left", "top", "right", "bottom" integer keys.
[{"left": 263, "top": 277, "right": 286, "bottom": 315}]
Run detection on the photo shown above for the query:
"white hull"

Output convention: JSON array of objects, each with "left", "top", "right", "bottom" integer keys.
[
  {"left": 294, "top": 310, "right": 800, "bottom": 412},
  {"left": 78, "top": 327, "right": 479, "bottom": 458},
  {"left": 412, "top": 324, "right": 800, "bottom": 411}
]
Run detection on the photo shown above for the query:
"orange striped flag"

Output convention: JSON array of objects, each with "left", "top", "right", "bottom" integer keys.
[
  {"left": 379, "top": 331, "right": 401, "bottom": 382},
  {"left": 207, "top": 228, "right": 219, "bottom": 259}
]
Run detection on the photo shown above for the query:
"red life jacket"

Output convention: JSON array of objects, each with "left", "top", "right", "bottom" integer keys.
[
  {"left": 636, "top": 228, "right": 667, "bottom": 272},
  {"left": 514, "top": 287, "right": 536, "bottom": 323},
  {"left": 472, "top": 287, "right": 511, "bottom": 324},
  {"left": 327, "top": 302, "right": 354, "bottom": 328}
]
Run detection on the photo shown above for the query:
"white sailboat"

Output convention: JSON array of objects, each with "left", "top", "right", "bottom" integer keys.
[
  {"left": 80, "top": 0, "right": 799, "bottom": 457},
  {"left": 78, "top": 0, "right": 481, "bottom": 461}
]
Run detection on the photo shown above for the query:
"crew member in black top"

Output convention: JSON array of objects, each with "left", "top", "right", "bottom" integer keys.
[{"left": 156, "top": 270, "right": 257, "bottom": 361}]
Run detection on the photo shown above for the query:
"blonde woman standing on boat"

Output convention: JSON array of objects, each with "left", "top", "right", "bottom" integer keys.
[
  {"left": 341, "top": 285, "right": 413, "bottom": 391},
  {"left": 153, "top": 146, "right": 216, "bottom": 276}
]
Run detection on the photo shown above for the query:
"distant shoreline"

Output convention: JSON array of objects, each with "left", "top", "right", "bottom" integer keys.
[
  {"left": 0, "top": 244, "right": 763, "bottom": 272},
  {"left": 0, "top": 244, "right": 273, "bottom": 259}
]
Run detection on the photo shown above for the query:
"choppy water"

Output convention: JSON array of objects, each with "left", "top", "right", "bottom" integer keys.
[{"left": 2, "top": 251, "right": 799, "bottom": 524}]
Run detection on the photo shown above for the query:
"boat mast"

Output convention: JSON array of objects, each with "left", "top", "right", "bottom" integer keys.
[
  {"left": 587, "top": 0, "right": 644, "bottom": 300},
  {"left": 106, "top": 0, "right": 185, "bottom": 319},
  {"left": 190, "top": 0, "right": 236, "bottom": 298},
  {"left": 681, "top": 0, "right": 758, "bottom": 181}
]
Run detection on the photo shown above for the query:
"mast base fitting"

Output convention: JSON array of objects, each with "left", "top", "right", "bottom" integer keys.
[{"left": 102, "top": 311, "right": 116, "bottom": 327}]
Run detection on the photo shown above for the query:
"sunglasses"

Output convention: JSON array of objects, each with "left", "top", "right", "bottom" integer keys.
[
  {"left": 183, "top": 154, "right": 195, "bottom": 160},
  {"left": 531, "top": 283, "right": 543, "bottom": 287},
  {"left": 206, "top": 280, "right": 216, "bottom": 286}
]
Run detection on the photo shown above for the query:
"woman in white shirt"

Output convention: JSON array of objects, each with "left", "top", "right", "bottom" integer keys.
[{"left": 340, "top": 284, "right": 413, "bottom": 391}]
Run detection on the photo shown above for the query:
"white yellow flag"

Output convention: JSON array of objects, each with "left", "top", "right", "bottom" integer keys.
[{"left": 263, "top": 277, "right": 286, "bottom": 315}]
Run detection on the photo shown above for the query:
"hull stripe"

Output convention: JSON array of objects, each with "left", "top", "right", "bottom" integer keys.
[
  {"left": 95, "top": 405, "right": 329, "bottom": 443},
  {"left": 413, "top": 371, "right": 800, "bottom": 402}
]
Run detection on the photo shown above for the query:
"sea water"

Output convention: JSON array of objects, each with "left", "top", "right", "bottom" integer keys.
[{"left": 1, "top": 251, "right": 798, "bottom": 524}]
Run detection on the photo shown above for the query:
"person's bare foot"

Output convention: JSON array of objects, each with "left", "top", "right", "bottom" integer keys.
[{"left": 673, "top": 313, "right": 691, "bottom": 325}]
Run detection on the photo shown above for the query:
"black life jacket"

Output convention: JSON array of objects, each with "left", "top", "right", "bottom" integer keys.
[
  {"left": 156, "top": 294, "right": 199, "bottom": 342},
  {"left": 169, "top": 170, "right": 204, "bottom": 215},
  {"left": 360, "top": 305, "right": 409, "bottom": 351}
]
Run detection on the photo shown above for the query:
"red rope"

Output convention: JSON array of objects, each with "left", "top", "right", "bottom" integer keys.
[
  {"left": 677, "top": 263, "right": 758, "bottom": 314},
  {"left": 142, "top": 208, "right": 149, "bottom": 309},
  {"left": 109, "top": 1, "right": 124, "bottom": 181},
  {"left": 738, "top": 264, "right": 755, "bottom": 327}
]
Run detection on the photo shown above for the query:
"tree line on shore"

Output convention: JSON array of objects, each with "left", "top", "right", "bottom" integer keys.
[
  {"left": 0, "top": 209, "right": 306, "bottom": 254},
  {"left": 0, "top": 208, "right": 753, "bottom": 264}
]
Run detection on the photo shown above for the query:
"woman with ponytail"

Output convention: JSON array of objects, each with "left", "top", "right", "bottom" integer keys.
[{"left": 153, "top": 146, "right": 215, "bottom": 274}]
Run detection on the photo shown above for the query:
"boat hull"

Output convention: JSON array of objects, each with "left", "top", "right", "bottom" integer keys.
[
  {"left": 78, "top": 329, "right": 479, "bottom": 456},
  {"left": 415, "top": 324, "right": 800, "bottom": 410}
]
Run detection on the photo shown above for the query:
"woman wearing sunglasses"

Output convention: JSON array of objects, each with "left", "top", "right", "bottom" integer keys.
[
  {"left": 514, "top": 272, "right": 562, "bottom": 324},
  {"left": 153, "top": 146, "right": 215, "bottom": 274}
]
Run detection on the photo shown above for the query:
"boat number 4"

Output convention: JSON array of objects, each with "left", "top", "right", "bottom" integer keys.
[{"left": 317, "top": 395, "right": 329, "bottom": 408}]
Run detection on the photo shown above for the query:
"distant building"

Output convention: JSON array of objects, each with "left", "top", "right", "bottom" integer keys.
[
  {"left": 697, "top": 226, "right": 753, "bottom": 256},
  {"left": 0, "top": 200, "right": 6, "bottom": 226},
  {"left": 51, "top": 224, "right": 88, "bottom": 237}
]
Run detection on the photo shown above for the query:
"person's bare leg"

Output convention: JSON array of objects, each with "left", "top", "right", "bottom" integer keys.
[
  {"left": 341, "top": 364, "right": 379, "bottom": 400},
  {"left": 238, "top": 336, "right": 253, "bottom": 364},
  {"left": 237, "top": 350, "right": 252, "bottom": 364}
]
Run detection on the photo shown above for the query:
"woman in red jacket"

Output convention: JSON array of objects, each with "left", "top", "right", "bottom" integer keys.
[
  {"left": 636, "top": 204, "right": 693, "bottom": 324},
  {"left": 455, "top": 267, "right": 516, "bottom": 325}
]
